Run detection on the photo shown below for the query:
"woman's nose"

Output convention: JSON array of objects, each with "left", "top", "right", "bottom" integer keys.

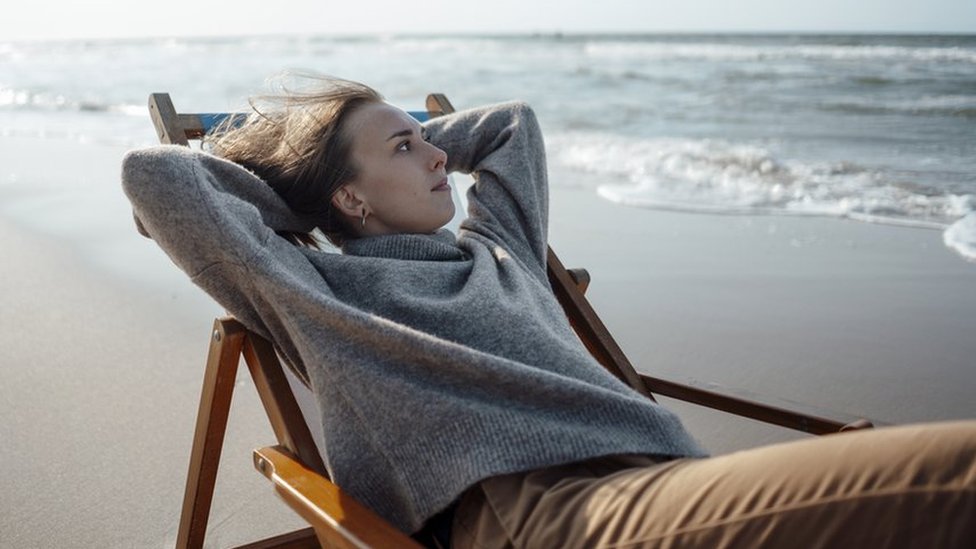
[{"left": 429, "top": 143, "right": 447, "bottom": 171}]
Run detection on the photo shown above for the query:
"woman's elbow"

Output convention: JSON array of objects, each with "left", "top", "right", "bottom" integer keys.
[
  {"left": 121, "top": 146, "right": 191, "bottom": 202},
  {"left": 506, "top": 101, "right": 538, "bottom": 127}
]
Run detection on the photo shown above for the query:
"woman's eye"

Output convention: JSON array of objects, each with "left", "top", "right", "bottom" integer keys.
[{"left": 397, "top": 140, "right": 411, "bottom": 152}]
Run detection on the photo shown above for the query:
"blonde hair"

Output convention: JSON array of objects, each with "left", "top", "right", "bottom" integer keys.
[{"left": 208, "top": 73, "right": 384, "bottom": 247}]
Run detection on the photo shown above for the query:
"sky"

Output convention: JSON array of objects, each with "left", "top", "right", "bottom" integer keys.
[{"left": 4, "top": 0, "right": 975, "bottom": 41}]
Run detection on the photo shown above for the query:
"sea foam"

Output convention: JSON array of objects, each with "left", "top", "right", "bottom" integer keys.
[
  {"left": 550, "top": 132, "right": 974, "bottom": 257},
  {"left": 944, "top": 211, "right": 976, "bottom": 262}
]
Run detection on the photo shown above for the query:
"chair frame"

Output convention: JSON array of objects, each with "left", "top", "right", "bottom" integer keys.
[{"left": 145, "top": 92, "right": 872, "bottom": 549}]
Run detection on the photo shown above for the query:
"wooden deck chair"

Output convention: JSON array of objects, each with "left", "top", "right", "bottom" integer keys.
[{"left": 144, "top": 92, "right": 873, "bottom": 549}]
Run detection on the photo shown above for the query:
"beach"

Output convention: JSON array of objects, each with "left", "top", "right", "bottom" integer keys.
[
  {"left": 2, "top": 132, "right": 974, "bottom": 547},
  {"left": 2, "top": 30, "right": 975, "bottom": 548}
]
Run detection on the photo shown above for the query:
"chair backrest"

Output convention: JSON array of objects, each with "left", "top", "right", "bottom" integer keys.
[{"left": 148, "top": 93, "right": 435, "bottom": 146}]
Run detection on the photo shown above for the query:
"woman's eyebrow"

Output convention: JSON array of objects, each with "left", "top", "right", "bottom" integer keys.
[{"left": 386, "top": 128, "right": 415, "bottom": 141}]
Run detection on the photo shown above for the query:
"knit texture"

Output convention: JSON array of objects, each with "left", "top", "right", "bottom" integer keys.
[{"left": 122, "top": 101, "right": 706, "bottom": 533}]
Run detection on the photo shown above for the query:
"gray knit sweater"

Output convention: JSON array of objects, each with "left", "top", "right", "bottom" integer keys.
[{"left": 122, "top": 101, "right": 706, "bottom": 533}]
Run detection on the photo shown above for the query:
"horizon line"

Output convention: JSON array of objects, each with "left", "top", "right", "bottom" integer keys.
[{"left": 4, "top": 28, "right": 976, "bottom": 45}]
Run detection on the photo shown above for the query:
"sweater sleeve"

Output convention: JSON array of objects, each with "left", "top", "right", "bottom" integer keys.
[
  {"left": 120, "top": 145, "right": 332, "bottom": 367},
  {"left": 423, "top": 101, "right": 549, "bottom": 271}
]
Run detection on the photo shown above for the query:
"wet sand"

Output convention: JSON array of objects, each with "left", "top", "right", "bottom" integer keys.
[{"left": 550, "top": 187, "right": 976, "bottom": 449}]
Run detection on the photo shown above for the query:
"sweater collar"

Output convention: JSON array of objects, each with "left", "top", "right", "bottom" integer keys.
[{"left": 341, "top": 229, "right": 465, "bottom": 261}]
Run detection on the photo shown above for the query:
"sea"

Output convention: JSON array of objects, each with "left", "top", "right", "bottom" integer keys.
[{"left": 2, "top": 33, "right": 975, "bottom": 261}]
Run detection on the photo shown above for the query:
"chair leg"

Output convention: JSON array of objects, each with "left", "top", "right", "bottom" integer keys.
[{"left": 176, "top": 318, "right": 247, "bottom": 549}]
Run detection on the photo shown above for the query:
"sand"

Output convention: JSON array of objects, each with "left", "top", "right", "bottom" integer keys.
[
  {"left": 1, "top": 137, "right": 309, "bottom": 547},
  {"left": 2, "top": 135, "right": 974, "bottom": 547},
  {"left": 550, "top": 188, "right": 976, "bottom": 449}
]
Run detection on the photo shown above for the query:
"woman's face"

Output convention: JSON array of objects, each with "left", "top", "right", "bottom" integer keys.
[{"left": 336, "top": 102, "right": 454, "bottom": 236}]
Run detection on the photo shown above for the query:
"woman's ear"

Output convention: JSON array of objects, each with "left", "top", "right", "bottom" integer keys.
[{"left": 331, "top": 184, "right": 366, "bottom": 219}]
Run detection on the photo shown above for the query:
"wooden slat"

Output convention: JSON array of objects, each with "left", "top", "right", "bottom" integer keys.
[
  {"left": 243, "top": 334, "right": 329, "bottom": 477},
  {"left": 254, "top": 446, "right": 423, "bottom": 549},
  {"left": 176, "top": 318, "right": 247, "bottom": 549},
  {"left": 566, "top": 268, "right": 590, "bottom": 294},
  {"left": 546, "top": 248, "right": 655, "bottom": 399},
  {"left": 177, "top": 113, "right": 207, "bottom": 139},
  {"left": 234, "top": 527, "right": 319, "bottom": 549},
  {"left": 639, "top": 375, "right": 873, "bottom": 435},
  {"left": 148, "top": 92, "right": 189, "bottom": 146},
  {"left": 426, "top": 93, "right": 455, "bottom": 117}
]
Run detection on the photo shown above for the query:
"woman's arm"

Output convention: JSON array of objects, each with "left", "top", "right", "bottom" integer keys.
[
  {"left": 121, "top": 145, "right": 329, "bottom": 352},
  {"left": 122, "top": 146, "right": 316, "bottom": 273},
  {"left": 423, "top": 102, "right": 549, "bottom": 271}
]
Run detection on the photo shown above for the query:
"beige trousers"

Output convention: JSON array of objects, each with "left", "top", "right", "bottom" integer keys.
[{"left": 451, "top": 421, "right": 976, "bottom": 548}]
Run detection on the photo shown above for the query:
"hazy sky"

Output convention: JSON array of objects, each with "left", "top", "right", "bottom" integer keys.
[{"left": 5, "top": 0, "right": 975, "bottom": 41}]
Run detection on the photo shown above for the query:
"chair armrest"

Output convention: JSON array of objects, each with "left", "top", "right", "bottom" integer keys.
[
  {"left": 253, "top": 445, "right": 422, "bottom": 549},
  {"left": 566, "top": 268, "right": 590, "bottom": 294},
  {"left": 639, "top": 374, "right": 874, "bottom": 435}
]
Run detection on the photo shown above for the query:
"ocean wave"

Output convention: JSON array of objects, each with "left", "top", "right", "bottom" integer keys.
[
  {"left": 0, "top": 87, "right": 143, "bottom": 116},
  {"left": 583, "top": 42, "right": 976, "bottom": 64},
  {"left": 550, "top": 132, "right": 974, "bottom": 235},
  {"left": 819, "top": 95, "right": 976, "bottom": 118}
]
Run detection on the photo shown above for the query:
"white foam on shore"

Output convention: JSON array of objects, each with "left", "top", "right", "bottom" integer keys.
[
  {"left": 944, "top": 213, "right": 976, "bottom": 262},
  {"left": 550, "top": 132, "right": 975, "bottom": 260}
]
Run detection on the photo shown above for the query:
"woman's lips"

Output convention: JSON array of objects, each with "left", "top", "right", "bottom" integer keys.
[{"left": 432, "top": 177, "right": 450, "bottom": 191}]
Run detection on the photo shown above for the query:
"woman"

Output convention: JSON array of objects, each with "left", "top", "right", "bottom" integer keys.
[{"left": 122, "top": 76, "right": 975, "bottom": 548}]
